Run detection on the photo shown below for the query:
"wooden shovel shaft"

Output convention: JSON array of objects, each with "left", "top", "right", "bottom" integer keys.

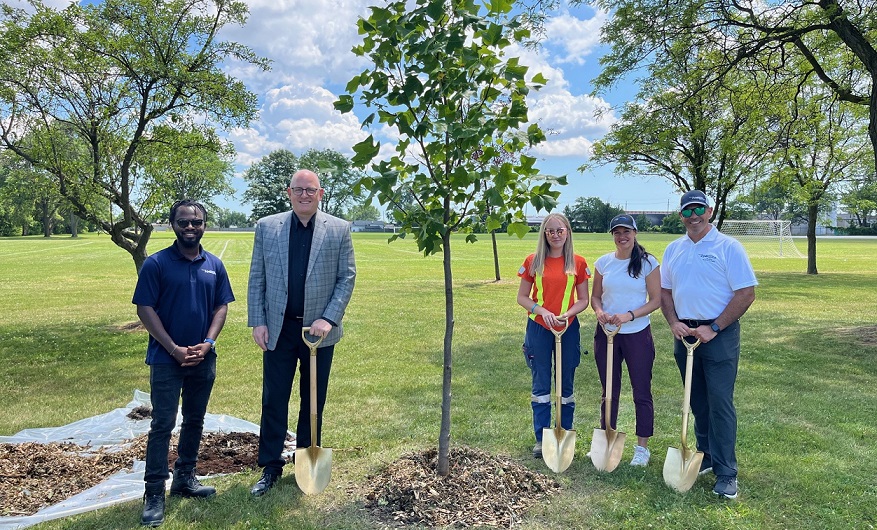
[
  {"left": 680, "top": 337, "right": 701, "bottom": 448},
  {"left": 550, "top": 320, "right": 569, "bottom": 428},
  {"left": 301, "top": 327, "right": 324, "bottom": 447},
  {"left": 601, "top": 324, "right": 622, "bottom": 431}
]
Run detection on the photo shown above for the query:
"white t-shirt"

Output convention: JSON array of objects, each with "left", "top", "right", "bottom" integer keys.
[
  {"left": 661, "top": 226, "right": 758, "bottom": 319},
  {"left": 595, "top": 252, "right": 660, "bottom": 334}
]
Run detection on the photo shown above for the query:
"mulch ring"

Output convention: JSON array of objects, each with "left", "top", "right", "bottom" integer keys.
[
  {"left": 0, "top": 431, "right": 261, "bottom": 517},
  {"left": 360, "top": 446, "right": 561, "bottom": 528}
]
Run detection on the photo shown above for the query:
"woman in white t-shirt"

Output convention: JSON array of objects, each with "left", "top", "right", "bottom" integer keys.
[{"left": 590, "top": 214, "right": 661, "bottom": 467}]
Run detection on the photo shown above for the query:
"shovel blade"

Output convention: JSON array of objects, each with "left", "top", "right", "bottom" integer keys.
[
  {"left": 541, "top": 427, "right": 577, "bottom": 473},
  {"left": 662, "top": 446, "right": 703, "bottom": 493},
  {"left": 295, "top": 446, "right": 333, "bottom": 495},
  {"left": 589, "top": 427, "right": 627, "bottom": 472}
]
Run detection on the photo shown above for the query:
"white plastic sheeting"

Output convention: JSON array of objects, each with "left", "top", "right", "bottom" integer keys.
[{"left": 0, "top": 390, "right": 276, "bottom": 530}]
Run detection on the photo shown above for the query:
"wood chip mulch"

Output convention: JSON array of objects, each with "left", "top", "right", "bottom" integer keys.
[
  {"left": 360, "top": 446, "right": 561, "bottom": 528},
  {"left": 0, "top": 431, "right": 260, "bottom": 517}
]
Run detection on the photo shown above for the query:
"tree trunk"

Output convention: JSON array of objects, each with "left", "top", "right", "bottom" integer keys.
[
  {"left": 69, "top": 212, "right": 79, "bottom": 238},
  {"left": 491, "top": 230, "right": 500, "bottom": 282},
  {"left": 807, "top": 202, "right": 819, "bottom": 275},
  {"left": 437, "top": 231, "right": 454, "bottom": 477},
  {"left": 41, "top": 200, "right": 53, "bottom": 237}
]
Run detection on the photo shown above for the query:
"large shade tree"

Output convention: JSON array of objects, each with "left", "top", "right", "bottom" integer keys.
[
  {"left": 336, "top": 0, "right": 562, "bottom": 476},
  {"left": 0, "top": 0, "right": 268, "bottom": 272},
  {"left": 584, "top": 0, "right": 877, "bottom": 178}
]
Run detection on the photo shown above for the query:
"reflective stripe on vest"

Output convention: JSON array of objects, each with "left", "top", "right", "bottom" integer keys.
[{"left": 530, "top": 273, "right": 576, "bottom": 321}]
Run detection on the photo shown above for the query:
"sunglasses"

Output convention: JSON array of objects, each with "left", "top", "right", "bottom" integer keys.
[
  {"left": 681, "top": 206, "right": 706, "bottom": 218},
  {"left": 545, "top": 228, "right": 567, "bottom": 237},
  {"left": 175, "top": 219, "right": 204, "bottom": 228}
]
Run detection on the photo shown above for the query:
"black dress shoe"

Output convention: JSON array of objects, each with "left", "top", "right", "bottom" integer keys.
[{"left": 250, "top": 471, "right": 280, "bottom": 497}]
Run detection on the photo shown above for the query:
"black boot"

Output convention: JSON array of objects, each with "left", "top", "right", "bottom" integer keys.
[
  {"left": 169, "top": 468, "right": 216, "bottom": 498},
  {"left": 141, "top": 492, "right": 165, "bottom": 527}
]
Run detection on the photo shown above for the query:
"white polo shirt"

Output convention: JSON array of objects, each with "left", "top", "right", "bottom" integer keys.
[
  {"left": 661, "top": 226, "right": 758, "bottom": 320},
  {"left": 594, "top": 252, "right": 659, "bottom": 334}
]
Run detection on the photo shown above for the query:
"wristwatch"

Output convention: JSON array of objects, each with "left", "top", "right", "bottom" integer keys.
[{"left": 710, "top": 322, "right": 721, "bottom": 333}]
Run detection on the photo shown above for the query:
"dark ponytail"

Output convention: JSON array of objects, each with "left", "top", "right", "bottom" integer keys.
[{"left": 627, "top": 240, "right": 651, "bottom": 279}]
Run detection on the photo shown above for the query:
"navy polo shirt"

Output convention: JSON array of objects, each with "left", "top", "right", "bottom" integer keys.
[{"left": 132, "top": 242, "right": 235, "bottom": 365}]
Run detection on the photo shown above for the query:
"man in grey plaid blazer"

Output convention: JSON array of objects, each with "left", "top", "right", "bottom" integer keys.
[{"left": 247, "top": 169, "right": 356, "bottom": 496}]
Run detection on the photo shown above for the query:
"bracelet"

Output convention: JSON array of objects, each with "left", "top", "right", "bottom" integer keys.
[
  {"left": 531, "top": 303, "right": 539, "bottom": 313},
  {"left": 628, "top": 310, "right": 635, "bottom": 321},
  {"left": 204, "top": 338, "right": 216, "bottom": 346}
]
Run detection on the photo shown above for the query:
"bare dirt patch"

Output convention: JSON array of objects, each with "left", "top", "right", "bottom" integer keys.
[
  {"left": 360, "top": 446, "right": 560, "bottom": 528},
  {"left": 0, "top": 432, "right": 260, "bottom": 517},
  {"left": 836, "top": 325, "right": 877, "bottom": 347},
  {"left": 109, "top": 321, "right": 146, "bottom": 333}
]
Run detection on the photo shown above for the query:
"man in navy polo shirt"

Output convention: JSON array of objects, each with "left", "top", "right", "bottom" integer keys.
[{"left": 133, "top": 199, "right": 235, "bottom": 527}]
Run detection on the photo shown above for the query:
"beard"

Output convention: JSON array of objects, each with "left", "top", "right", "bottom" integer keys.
[{"left": 174, "top": 229, "right": 203, "bottom": 249}]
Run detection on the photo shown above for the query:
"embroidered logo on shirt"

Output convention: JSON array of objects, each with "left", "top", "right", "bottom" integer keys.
[
  {"left": 201, "top": 269, "right": 216, "bottom": 275},
  {"left": 699, "top": 253, "right": 718, "bottom": 264}
]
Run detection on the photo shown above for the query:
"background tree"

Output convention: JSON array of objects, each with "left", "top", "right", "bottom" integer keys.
[
  {"left": 242, "top": 148, "right": 362, "bottom": 221},
  {"left": 841, "top": 177, "right": 877, "bottom": 229},
  {"left": 563, "top": 196, "right": 623, "bottom": 232},
  {"left": 0, "top": 0, "right": 268, "bottom": 272},
  {"left": 299, "top": 148, "right": 364, "bottom": 218},
  {"left": 585, "top": 36, "right": 781, "bottom": 222},
  {"left": 213, "top": 208, "right": 250, "bottom": 228},
  {"left": 346, "top": 203, "right": 381, "bottom": 221},
  {"left": 586, "top": 0, "right": 877, "bottom": 180},
  {"left": 242, "top": 149, "right": 299, "bottom": 221},
  {"left": 337, "top": 0, "right": 560, "bottom": 476},
  {"left": 775, "top": 86, "right": 870, "bottom": 273}
]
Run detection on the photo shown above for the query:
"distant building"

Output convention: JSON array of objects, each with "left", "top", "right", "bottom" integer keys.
[{"left": 350, "top": 220, "right": 396, "bottom": 233}]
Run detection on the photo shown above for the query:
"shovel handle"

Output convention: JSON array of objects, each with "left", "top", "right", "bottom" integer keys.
[
  {"left": 601, "top": 323, "right": 622, "bottom": 431},
  {"left": 680, "top": 334, "right": 701, "bottom": 448},
  {"left": 301, "top": 327, "right": 325, "bottom": 352},
  {"left": 301, "top": 327, "right": 324, "bottom": 449},
  {"left": 550, "top": 318, "right": 569, "bottom": 339}
]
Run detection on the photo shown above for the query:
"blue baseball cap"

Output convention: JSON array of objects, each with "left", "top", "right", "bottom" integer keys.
[
  {"left": 680, "top": 190, "right": 710, "bottom": 210},
  {"left": 609, "top": 214, "right": 637, "bottom": 232}
]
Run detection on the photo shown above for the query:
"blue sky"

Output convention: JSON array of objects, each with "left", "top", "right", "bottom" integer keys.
[{"left": 34, "top": 0, "right": 680, "bottom": 216}]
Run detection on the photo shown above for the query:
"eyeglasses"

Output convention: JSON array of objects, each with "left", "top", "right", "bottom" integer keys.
[
  {"left": 175, "top": 219, "right": 204, "bottom": 228},
  {"left": 681, "top": 206, "right": 707, "bottom": 218},
  {"left": 291, "top": 187, "right": 319, "bottom": 197},
  {"left": 545, "top": 228, "right": 567, "bottom": 237}
]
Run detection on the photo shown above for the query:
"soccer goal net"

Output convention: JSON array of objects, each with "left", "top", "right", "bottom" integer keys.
[{"left": 718, "top": 220, "right": 806, "bottom": 258}]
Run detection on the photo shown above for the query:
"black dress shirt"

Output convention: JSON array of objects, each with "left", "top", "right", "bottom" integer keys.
[{"left": 285, "top": 211, "right": 313, "bottom": 321}]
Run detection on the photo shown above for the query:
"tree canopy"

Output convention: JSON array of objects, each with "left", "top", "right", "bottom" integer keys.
[{"left": 0, "top": 0, "right": 268, "bottom": 271}]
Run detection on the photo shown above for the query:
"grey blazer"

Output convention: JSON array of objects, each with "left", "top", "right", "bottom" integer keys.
[{"left": 247, "top": 210, "right": 356, "bottom": 350}]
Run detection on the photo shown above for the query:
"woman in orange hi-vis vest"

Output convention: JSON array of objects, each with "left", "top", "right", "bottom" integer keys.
[{"left": 517, "top": 213, "right": 591, "bottom": 459}]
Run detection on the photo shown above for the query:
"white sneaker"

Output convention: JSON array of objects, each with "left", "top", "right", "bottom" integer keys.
[{"left": 630, "top": 445, "right": 650, "bottom": 466}]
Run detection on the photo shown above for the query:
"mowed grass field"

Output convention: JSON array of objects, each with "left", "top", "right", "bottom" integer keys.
[{"left": 1, "top": 230, "right": 875, "bottom": 529}]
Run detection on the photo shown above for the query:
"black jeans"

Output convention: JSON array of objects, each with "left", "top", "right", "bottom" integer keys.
[
  {"left": 144, "top": 351, "right": 216, "bottom": 492},
  {"left": 257, "top": 321, "right": 334, "bottom": 473}
]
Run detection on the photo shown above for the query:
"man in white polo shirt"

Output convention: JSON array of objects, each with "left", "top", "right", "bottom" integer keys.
[{"left": 660, "top": 190, "right": 757, "bottom": 499}]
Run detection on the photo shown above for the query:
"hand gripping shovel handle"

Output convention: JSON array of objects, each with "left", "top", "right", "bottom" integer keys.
[{"left": 550, "top": 319, "right": 570, "bottom": 428}]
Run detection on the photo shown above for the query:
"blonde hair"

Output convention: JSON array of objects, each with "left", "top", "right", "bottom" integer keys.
[{"left": 530, "top": 213, "right": 576, "bottom": 275}]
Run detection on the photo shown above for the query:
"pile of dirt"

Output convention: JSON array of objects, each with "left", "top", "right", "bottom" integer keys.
[
  {"left": 361, "top": 446, "right": 560, "bottom": 528},
  {"left": 0, "top": 432, "right": 261, "bottom": 517}
]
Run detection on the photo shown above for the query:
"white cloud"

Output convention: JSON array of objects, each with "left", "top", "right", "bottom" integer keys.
[{"left": 543, "top": 8, "right": 609, "bottom": 66}]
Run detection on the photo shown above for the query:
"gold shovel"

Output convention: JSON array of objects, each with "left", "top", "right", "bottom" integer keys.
[
  {"left": 294, "top": 327, "right": 332, "bottom": 495},
  {"left": 663, "top": 335, "right": 704, "bottom": 492},
  {"left": 541, "top": 318, "right": 576, "bottom": 473},
  {"left": 590, "top": 323, "right": 627, "bottom": 472}
]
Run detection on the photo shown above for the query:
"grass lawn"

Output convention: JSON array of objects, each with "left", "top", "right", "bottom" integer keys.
[{"left": 1, "top": 230, "right": 875, "bottom": 529}]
